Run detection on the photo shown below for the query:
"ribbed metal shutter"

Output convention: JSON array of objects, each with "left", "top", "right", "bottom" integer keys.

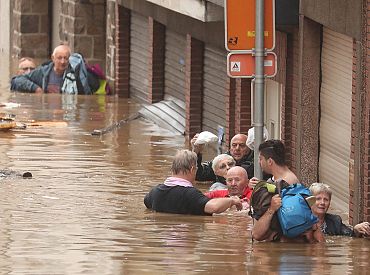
[
  {"left": 164, "top": 30, "right": 186, "bottom": 110},
  {"left": 202, "top": 45, "right": 227, "bottom": 134},
  {"left": 130, "top": 12, "right": 149, "bottom": 103},
  {"left": 319, "top": 28, "right": 353, "bottom": 215}
]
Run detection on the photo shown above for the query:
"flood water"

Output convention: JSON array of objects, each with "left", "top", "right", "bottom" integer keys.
[{"left": 1, "top": 57, "right": 370, "bottom": 275}]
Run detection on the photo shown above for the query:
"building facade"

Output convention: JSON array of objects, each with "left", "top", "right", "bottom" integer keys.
[{"left": 7, "top": 0, "right": 370, "bottom": 224}]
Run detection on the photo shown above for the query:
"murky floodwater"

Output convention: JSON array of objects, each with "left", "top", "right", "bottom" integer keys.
[{"left": 1, "top": 55, "right": 370, "bottom": 275}]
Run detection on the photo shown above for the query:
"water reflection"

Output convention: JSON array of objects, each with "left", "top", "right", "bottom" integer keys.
[{"left": 0, "top": 87, "right": 370, "bottom": 273}]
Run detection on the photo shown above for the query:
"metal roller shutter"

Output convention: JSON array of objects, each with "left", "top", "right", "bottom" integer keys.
[
  {"left": 202, "top": 45, "right": 227, "bottom": 134},
  {"left": 164, "top": 30, "right": 186, "bottom": 110},
  {"left": 319, "top": 28, "right": 353, "bottom": 215},
  {"left": 130, "top": 12, "right": 149, "bottom": 103}
]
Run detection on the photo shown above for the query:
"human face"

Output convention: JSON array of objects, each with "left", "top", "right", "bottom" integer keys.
[
  {"left": 226, "top": 168, "right": 248, "bottom": 196},
  {"left": 18, "top": 59, "right": 36, "bottom": 74},
  {"left": 311, "top": 192, "right": 331, "bottom": 217},
  {"left": 52, "top": 47, "right": 70, "bottom": 75},
  {"left": 214, "top": 158, "right": 235, "bottom": 178},
  {"left": 258, "top": 153, "right": 270, "bottom": 174},
  {"left": 230, "top": 134, "right": 249, "bottom": 161}
]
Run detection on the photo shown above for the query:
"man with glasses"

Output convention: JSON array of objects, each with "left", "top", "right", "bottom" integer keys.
[
  {"left": 17, "top": 57, "right": 36, "bottom": 75},
  {"left": 191, "top": 133, "right": 254, "bottom": 183},
  {"left": 11, "top": 44, "right": 97, "bottom": 94}
]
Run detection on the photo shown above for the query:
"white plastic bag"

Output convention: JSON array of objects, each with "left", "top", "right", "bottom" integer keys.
[
  {"left": 194, "top": 131, "right": 218, "bottom": 145},
  {"left": 246, "top": 127, "right": 269, "bottom": 150}
]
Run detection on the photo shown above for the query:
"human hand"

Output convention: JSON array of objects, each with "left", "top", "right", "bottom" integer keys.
[
  {"left": 190, "top": 133, "right": 204, "bottom": 154},
  {"left": 35, "top": 87, "right": 44, "bottom": 94},
  {"left": 269, "top": 194, "right": 281, "bottom": 212},
  {"left": 249, "top": 177, "right": 260, "bottom": 189},
  {"left": 354, "top": 222, "right": 370, "bottom": 237},
  {"left": 230, "top": 196, "right": 242, "bottom": 211}
]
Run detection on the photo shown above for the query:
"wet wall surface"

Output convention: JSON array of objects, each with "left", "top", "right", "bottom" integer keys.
[{"left": 0, "top": 55, "right": 369, "bottom": 274}]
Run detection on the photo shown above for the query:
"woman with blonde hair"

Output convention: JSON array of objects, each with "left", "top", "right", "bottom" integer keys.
[{"left": 309, "top": 182, "right": 370, "bottom": 237}]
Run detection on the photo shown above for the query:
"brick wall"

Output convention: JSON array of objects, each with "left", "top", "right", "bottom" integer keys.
[
  {"left": 364, "top": 0, "right": 370, "bottom": 222},
  {"left": 148, "top": 17, "right": 165, "bottom": 103},
  {"left": 225, "top": 78, "right": 236, "bottom": 145},
  {"left": 185, "top": 35, "right": 204, "bottom": 139},
  {"left": 12, "top": 0, "right": 50, "bottom": 59},
  {"left": 283, "top": 28, "right": 299, "bottom": 173},
  {"left": 115, "top": 5, "right": 130, "bottom": 97}
]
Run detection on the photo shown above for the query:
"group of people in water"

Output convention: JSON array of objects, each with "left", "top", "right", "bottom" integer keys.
[
  {"left": 144, "top": 132, "right": 370, "bottom": 243},
  {"left": 11, "top": 44, "right": 108, "bottom": 95}
]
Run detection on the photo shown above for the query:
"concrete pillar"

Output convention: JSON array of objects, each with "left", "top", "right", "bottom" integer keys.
[{"left": 296, "top": 16, "right": 321, "bottom": 184}]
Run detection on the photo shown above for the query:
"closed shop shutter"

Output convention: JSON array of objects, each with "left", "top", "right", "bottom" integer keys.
[
  {"left": 130, "top": 12, "right": 149, "bottom": 103},
  {"left": 202, "top": 45, "right": 227, "bottom": 134},
  {"left": 319, "top": 28, "right": 353, "bottom": 215},
  {"left": 164, "top": 30, "right": 186, "bottom": 111}
]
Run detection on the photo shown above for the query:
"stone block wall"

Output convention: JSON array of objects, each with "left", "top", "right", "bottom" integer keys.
[
  {"left": 12, "top": 0, "right": 50, "bottom": 59},
  {"left": 60, "top": 0, "right": 106, "bottom": 68}
]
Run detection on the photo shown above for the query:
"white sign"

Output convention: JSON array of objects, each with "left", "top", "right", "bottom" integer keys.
[{"left": 231, "top": 61, "right": 241, "bottom": 72}]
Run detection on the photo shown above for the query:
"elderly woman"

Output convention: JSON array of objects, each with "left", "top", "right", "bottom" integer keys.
[
  {"left": 208, "top": 154, "right": 236, "bottom": 191},
  {"left": 309, "top": 182, "right": 370, "bottom": 237}
]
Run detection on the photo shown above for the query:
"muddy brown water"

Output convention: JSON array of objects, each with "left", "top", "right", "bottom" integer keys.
[{"left": 0, "top": 57, "right": 369, "bottom": 275}]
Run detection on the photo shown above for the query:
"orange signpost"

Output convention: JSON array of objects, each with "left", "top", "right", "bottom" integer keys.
[
  {"left": 225, "top": 0, "right": 275, "bottom": 51},
  {"left": 227, "top": 52, "right": 277, "bottom": 78}
]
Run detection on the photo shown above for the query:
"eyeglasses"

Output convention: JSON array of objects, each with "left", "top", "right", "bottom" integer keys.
[
  {"left": 20, "top": 67, "right": 35, "bottom": 71},
  {"left": 219, "top": 161, "right": 236, "bottom": 170}
]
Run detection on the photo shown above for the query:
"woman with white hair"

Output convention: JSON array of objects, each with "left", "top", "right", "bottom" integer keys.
[
  {"left": 208, "top": 154, "right": 236, "bottom": 191},
  {"left": 309, "top": 182, "right": 370, "bottom": 237}
]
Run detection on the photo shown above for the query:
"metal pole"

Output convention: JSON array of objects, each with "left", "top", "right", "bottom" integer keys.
[{"left": 254, "top": 0, "right": 264, "bottom": 179}]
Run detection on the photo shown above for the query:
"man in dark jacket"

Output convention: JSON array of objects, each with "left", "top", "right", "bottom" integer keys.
[
  {"left": 11, "top": 45, "right": 98, "bottom": 94},
  {"left": 191, "top": 133, "right": 254, "bottom": 184}
]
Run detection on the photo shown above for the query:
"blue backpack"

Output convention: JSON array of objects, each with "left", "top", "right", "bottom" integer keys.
[{"left": 277, "top": 183, "right": 318, "bottom": 238}]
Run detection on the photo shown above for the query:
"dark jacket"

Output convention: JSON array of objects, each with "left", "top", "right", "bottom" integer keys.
[
  {"left": 195, "top": 149, "right": 254, "bottom": 183},
  {"left": 324, "top": 213, "right": 354, "bottom": 236}
]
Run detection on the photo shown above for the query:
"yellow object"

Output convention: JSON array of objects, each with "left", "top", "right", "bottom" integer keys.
[{"left": 94, "top": 79, "right": 107, "bottom": 95}]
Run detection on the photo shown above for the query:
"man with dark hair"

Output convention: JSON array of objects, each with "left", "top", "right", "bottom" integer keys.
[
  {"left": 257, "top": 139, "right": 299, "bottom": 185},
  {"left": 251, "top": 139, "right": 301, "bottom": 242},
  {"left": 144, "top": 150, "right": 242, "bottom": 215}
]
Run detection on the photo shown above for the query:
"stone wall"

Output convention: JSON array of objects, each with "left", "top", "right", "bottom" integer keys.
[
  {"left": 60, "top": 0, "right": 106, "bottom": 68},
  {"left": 12, "top": 0, "right": 50, "bottom": 59}
]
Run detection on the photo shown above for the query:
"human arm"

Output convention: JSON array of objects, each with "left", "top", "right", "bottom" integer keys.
[
  {"left": 252, "top": 194, "right": 281, "bottom": 241},
  {"left": 204, "top": 197, "right": 242, "bottom": 214},
  {"left": 10, "top": 68, "right": 44, "bottom": 93},
  {"left": 353, "top": 222, "right": 370, "bottom": 237}
]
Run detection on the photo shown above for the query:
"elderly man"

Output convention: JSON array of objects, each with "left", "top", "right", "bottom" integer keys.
[
  {"left": 191, "top": 133, "right": 254, "bottom": 183},
  {"left": 144, "top": 150, "right": 242, "bottom": 215},
  {"left": 310, "top": 182, "right": 370, "bottom": 237},
  {"left": 17, "top": 57, "right": 36, "bottom": 75},
  {"left": 205, "top": 166, "right": 252, "bottom": 209},
  {"left": 11, "top": 45, "right": 98, "bottom": 94}
]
